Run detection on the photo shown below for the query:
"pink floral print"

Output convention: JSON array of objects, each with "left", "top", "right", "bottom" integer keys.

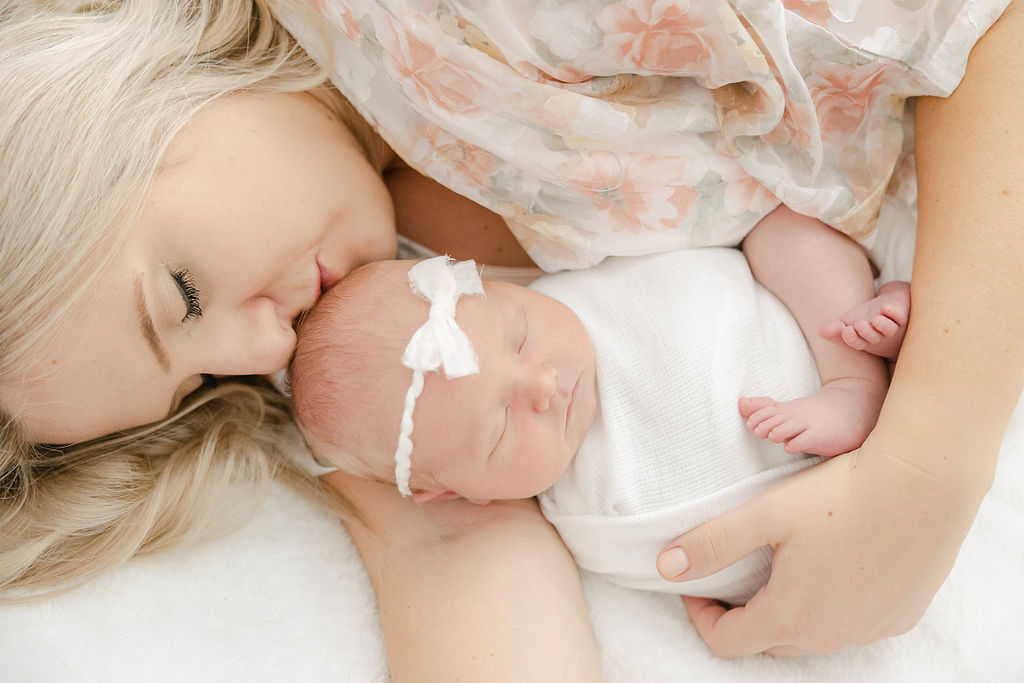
[
  {"left": 376, "top": 14, "right": 490, "bottom": 115},
  {"left": 809, "top": 63, "right": 895, "bottom": 141},
  {"left": 597, "top": 1, "right": 718, "bottom": 75},
  {"left": 277, "top": 0, "right": 1010, "bottom": 271}
]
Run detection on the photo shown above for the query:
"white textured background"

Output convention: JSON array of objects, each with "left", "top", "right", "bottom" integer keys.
[{"left": 1, "top": 396, "right": 1021, "bottom": 682}]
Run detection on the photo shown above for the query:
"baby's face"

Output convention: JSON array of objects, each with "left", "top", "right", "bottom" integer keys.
[{"left": 406, "top": 278, "right": 598, "bottom": 503}]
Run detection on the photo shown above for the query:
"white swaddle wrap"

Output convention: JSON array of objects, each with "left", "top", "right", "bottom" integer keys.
[{"left": 534, "top": 248, "right": 821, "bottom": 605}]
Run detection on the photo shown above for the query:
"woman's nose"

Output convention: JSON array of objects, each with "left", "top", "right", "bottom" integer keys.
[
  {"left": 517, "top": 364, "right": 558, "bottom": 413},
  {"left": 199, "top": 297, "right": 297, "bottom": 376}
]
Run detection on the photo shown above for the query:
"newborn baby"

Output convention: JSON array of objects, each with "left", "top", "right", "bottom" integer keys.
[{"left": 292, "top": 251, "right": 892, "bottom": 603}]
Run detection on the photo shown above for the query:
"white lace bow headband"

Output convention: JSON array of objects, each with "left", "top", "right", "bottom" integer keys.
[{"left": 394, "top": 256, "right": 483, "bottom": 496}]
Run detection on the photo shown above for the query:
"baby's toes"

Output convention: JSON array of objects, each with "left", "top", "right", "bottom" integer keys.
[
  {"left": 853, "top": 319, "right": 882, "bottom": 344},
  {"left": 738, "top": 395, "right": 775, "bottom": 419},
  {"left": 819, "top": 320, "right": 846, "bottom": 343},
  {"left": 743, "top": 404, "right": 779, "bottom": 431},
  {"left": 783, "top": 429, "right": 815, "bottom": 454},
  {"left": 767, "top": 419, "right": 805, "bottom": 444},
  {"left": 880, "top": 302, "right": 908, "bottom": 326},
  {"left": 841, "top": 324, "right": 868, "bottom": 350},
  {"left": 871, "top": 314, "right": 900, "bottom": 337},
  {"left": 752, "top": 413, "right": 788, "bottom": 439}
]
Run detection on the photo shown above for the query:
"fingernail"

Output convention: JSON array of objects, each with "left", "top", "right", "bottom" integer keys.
[{"left": 658, "top": 548, "right": 690, "bottom": 578}]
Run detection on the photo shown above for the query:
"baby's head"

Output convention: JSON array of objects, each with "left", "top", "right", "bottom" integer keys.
[{"left": 290, "top": 258, "right": 598, "bottom": 504}]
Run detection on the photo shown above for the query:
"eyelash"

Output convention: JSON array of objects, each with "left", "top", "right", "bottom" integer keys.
[
  {"left": 518, "top": 307, "right": 528, "bottom": 354},
  {"left": 494, "top": 306, "right": 527, "bottom": 456},
  {"left": 491, "top": 405, "right": 511, "bottom": 457},
  {"left": 171, "top": 268, "right": 203, "bottom": 322}
]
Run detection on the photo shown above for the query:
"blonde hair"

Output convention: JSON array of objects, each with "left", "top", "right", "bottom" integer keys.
[
  {"left": 0, "top": 381, "right": 326, "bottom": 595},
  {"left": 0, "top": 0, "right": 365, "bottom": 595}
]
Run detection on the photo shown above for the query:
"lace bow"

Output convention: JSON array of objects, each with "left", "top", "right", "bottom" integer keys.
[{"left": 394, "top": 256, "right": 483, "bottom": 496}]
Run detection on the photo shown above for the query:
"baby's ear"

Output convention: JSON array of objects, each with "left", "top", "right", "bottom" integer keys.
[{"left": 411, "top": 489, "right": 462, "bottom": 504}]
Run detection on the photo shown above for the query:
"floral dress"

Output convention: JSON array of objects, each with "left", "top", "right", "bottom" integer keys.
[{"left": 278, "top": 0, "right": 1009, "bottom": 271}]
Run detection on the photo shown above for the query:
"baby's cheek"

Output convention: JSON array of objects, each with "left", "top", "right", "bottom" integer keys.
[{"left": 535, "top": 441, "right": 572, "bottom": 492}]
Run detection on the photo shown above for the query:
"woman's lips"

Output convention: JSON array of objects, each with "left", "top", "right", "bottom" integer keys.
[{"left": 318, "top": 260, "right": 342, "bottom": 293}]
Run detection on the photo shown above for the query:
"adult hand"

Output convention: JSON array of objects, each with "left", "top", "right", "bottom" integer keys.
[{"left": 656, "top": 434, "right": 992, "bottom": 657}]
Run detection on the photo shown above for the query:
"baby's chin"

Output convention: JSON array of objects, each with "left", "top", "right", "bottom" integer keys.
[
  {"left": 463, "top": 471, "right": 569, "bottom": 502},
  {"left": 526, "top": 455, "right": 579, "bottom": 498}
]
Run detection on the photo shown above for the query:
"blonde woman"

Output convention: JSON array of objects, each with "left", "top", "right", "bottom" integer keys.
[
  {"left": 0, "top": 1, "right": 1020, "bottom": 680},
  {"left": 0, "top": 2, "right": 599, "bottom": 677}
]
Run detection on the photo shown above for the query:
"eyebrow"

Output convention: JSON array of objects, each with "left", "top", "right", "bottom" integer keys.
[{"left": 135, "top": 275, "right": 171, "bottom": 374}]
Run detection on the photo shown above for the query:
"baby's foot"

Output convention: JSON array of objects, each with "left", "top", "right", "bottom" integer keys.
[
  {"left": 819, "top": 281, "right": 911, "bottom": 360},
  {"left": 738, "top": 377, "right": 887, "bottom": 457}
]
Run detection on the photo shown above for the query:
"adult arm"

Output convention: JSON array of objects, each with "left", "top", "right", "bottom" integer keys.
[
  {"left": 655, "top": 1, "right": 1024, "bottom": 656},
  {"left": 322, "top": 442, "right": 603, "bottom": 680}
]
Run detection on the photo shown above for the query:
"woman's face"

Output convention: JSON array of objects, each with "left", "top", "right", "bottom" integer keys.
[{"left": 0, "top": 92, "right": 397, "bottom": 443}]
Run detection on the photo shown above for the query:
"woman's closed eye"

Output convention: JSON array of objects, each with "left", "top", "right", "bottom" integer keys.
[{"left": 170, "top": 268, "right": 203, "bottom": 322}]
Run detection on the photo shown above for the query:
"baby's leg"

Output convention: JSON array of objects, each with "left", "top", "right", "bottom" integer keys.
[
  {"left": 819, "top": 280, "right": 910, "bottom": 360},
  {"left": 739, "top": 206, "right": 889, "bottom": 457}
]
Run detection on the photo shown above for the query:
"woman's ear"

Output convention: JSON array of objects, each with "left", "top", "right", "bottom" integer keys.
[{"left": 411, "top": 489, "right": 462, "bottom": 504}]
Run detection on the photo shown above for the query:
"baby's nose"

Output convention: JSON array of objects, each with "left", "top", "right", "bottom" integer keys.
[{"left": 522, "top": 365, "right": 558, "bottom": 413}]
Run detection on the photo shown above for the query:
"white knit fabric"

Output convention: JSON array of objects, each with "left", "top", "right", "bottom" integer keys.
[{"left": 534, "top": 248, "right": 821, "bottom": 605}]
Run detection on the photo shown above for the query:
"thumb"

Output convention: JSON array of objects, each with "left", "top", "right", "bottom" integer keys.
[{"left": 657, "top": 496, "right": 778, "bottom": 582}]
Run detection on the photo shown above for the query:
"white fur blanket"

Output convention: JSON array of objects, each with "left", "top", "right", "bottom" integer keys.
[{"left": 1, "top": 396, "right": 1021, "bottom": 681}]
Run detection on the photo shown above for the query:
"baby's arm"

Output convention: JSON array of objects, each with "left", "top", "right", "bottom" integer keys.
[{"left": 739, "top": 207, "right": 894, "bottom": 456}]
